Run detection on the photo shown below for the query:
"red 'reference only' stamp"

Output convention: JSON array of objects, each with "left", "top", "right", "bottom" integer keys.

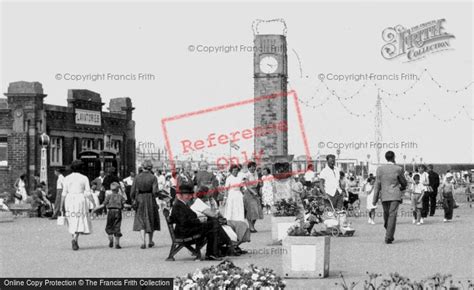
[{"left": 161, "top": 90, "right": 311, "bottom": 196}]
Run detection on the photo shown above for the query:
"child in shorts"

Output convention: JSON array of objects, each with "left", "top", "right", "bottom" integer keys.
[
  {"left": 411, "top": 174, "right": 426, "bottom": 225},
  {"left": 93, "top": 182, "right": 130, "bottom": 248},
  {"left": 439, "top": 173, "right": 455, "bottom": 222}
]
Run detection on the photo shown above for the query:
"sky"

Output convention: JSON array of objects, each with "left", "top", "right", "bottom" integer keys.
[{"left": 1, "top": 1, "right": 473, "bottom": 164}]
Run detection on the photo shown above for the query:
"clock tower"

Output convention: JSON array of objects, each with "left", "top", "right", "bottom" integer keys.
[{"left": 254, "top": 34, "right": 288, "bottom": 165}]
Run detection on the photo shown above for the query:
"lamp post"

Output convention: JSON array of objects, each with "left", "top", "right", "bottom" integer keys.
[
  {"left": 39, "top": 133, "right": 50, "bottom": 190},
  {"left": 366, "top": 154, "right": 371, "bottom": 178},
  {"left": 336, "top": 149, "right": 341, "bottom": 169},
  {"left": 403, "top": 155, "right": 407, "bottom": 172},
  {"left": 412, "top": 158, "right": 415, "bottom": 172}
]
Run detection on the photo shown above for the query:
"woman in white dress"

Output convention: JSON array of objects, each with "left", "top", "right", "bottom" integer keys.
[
  {"left": 61, "top": 160, "right": 95, "bottom": 250},
  {"left": 223, "top": 164, "right": 245, "bottom": 222},
  {"left": 364, "top": 176, "right": 377, "bottom": 224},
  {"left": 14, "top": 174, "right": 28, "bottom": 204},
  {"left": 261, "top": 167, "right": 275, "bottom": 214}
]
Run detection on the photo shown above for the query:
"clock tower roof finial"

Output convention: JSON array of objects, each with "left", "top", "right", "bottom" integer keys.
[{"left": 252, "top": 19, "right": 287, "bottom": 36}]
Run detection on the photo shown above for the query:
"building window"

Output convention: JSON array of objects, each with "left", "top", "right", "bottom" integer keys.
[
  {"left": 0, "top": 136, "right": 7, "bottom": 166},
  {"left": 73, "top": 138, "right": 77, "bottom": 160},
  {"left": 97, "top": 139, "right": 104, "bottom": 151},
  {"left": 112, "top": 140, "right": 121, "bottom": 153},
  {"left": 81, "top": 139, "right": 94, "bottom": 151},
  {"left": 50, "top": 137, "right": 63, "bottom": 166},
  {"left": 104, "top": 134, "right": 112, "bottom": 150}
]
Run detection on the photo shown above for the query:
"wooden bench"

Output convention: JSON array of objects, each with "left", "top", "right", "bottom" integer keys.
[{"left": 162, "top": 208, "right": 206, "bottom": 261}]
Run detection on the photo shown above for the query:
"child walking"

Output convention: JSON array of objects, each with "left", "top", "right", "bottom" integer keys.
[
  {"left": 261, "top": 168, "right": 275, "bottom": 215},
  {"left": 364, "top": 176, "right": 376, "bottom": 224},
  {"left": 439, "top": 173, "right": 455, "bottom": 222},
  {"left": 93, "top": 182, "right": 130, "bottom": 249},
  {"left": 411, "top": 174, "right": 426, "bottom": 225}
]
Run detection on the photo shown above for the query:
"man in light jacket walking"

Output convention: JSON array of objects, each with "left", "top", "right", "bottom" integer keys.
[{"left": 373, "top": 151, "right": 407, "bottom": 244}]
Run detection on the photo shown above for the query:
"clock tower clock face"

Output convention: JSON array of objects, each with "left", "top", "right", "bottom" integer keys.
[{"left": 259, "top": 56, "right": 278, "bottom": 74}]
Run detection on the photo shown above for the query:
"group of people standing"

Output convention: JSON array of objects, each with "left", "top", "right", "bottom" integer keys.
[
  {"left": 14, "top": 151, "right": 464, "bottom": 253},
  {"left": 302, "top": 152, "right": 461, "bottom": 245},
  {"left": 12, "top": 173, "right": 53, "bottom": 217},
  {"left": 373, "top": 151, "right": 459, "bottom": 244},
  {"left": 45, "top": 160, "right": 159, "bottom": 251},
  {"left": 52, "top": 158, "right": 271, "bottom": 256},
  {"left": 168, "top": 160, "right": 279, "bottom": 260}
]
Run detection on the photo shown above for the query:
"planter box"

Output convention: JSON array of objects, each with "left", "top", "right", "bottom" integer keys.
[
  {"left": 271, "top": 215, "right": 297, "bottom": 244},
  {"left": 282, "top": 236, "right": 330, "bottom": 278}
]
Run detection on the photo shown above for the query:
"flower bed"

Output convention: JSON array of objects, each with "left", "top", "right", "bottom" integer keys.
[
  {"left": 174, "top": 260, "right": 286, "bottom": 289},
  {"left": 273, "top": 198, "right": 299, "bottom": 217},
  {"left": 336, "top": 272, "right": 474, "bottom": 289},
  {"left": 287, "top": 196, "right": 331, "bottom": 237}
]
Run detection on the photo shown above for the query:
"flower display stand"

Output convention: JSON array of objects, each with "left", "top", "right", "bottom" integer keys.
[
  {"left": 271, "top": 215, "right": 297, "bottom": 245},
  {"left": 282, "top": 236, "right": 330, "bottom": 278}
]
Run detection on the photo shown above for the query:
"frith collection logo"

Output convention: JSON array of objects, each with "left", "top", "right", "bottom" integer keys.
[{"left": 381, "top": 19, "right": 455, "bottom": 62}]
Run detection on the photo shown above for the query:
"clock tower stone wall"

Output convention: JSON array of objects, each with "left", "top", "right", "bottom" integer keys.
[{"left": 254, "top": 34, "right": 288, "bottom": 165}]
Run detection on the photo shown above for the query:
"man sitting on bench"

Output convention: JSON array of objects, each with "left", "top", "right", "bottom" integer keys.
[{"left": 169, "top": 184, "right": 227, "bottom": 261}]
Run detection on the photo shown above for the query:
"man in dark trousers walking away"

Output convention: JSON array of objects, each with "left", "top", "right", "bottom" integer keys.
[
  {"left": 426, "top": 164, "right": 440, "bottom": 216},
  {"left": 373, "top": 151, "right": 407, "bottom": 244}
]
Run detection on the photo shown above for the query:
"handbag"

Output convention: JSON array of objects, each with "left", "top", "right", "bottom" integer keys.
[
  {"left": 131, "top": 200, "right": 138, "bottom": 211},
  {"left": 57, "top": 212, "right": 66, "bottom": 226},
  {"left": 14, "top": 190, "right": 23, "bottom": 201}
]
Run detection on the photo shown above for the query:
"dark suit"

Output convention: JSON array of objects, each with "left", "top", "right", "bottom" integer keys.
[
  {"left": 195, "top": 171, "right": 218, "bottom": 199},
  {"left": 373, "top": 163, "right": 407, "bottom": 243},
  {"left": 424, "top": 171, "right": 440, "bottom": 216},
  {"left": 170, "top": 199, "right": 224, "bottom": 257}
]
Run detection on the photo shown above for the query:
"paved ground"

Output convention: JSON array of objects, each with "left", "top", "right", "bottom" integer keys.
[{"left": 1, "top": 195, "right": 473, "bottom": 289}]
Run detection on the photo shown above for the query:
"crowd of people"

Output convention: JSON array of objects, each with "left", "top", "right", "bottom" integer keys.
[{"left": 3, "top": 151, "right": 471, "bottom": 252}]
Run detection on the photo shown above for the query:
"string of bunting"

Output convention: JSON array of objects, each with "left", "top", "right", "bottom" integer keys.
[
  {"left": 295, "top": 68, "right": 473, "bottom": 121},
  {"left": 289, "top": 81, "right": 332, "bottom": 108},
  {"left": 380, "top": 98, "right": 472, "bottom": 122}
]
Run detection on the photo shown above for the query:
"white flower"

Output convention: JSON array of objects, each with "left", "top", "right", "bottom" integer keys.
[
  {"left": 253, "top": 282, "right": 262, "bottom": 287},
  {"left": 183, "top": 283, "right": 196, "bottom": 290},
  {"left": 260, "top": 276, "right": 266, "bottom": 281},
  {"left": 195, "top": 270, "right": 204, "bottom": 279},
  {"left": 221, "top": 270, "right": 228, "bottom": 275},
  {"left": 234, "top": 274, "right": 241, "bottom": 279},
  {"left": 252, "top": 274, "right": 259, "bottom": 280},
  {"left": 224, "top": 280, "right": 231, "bottom": 285}
]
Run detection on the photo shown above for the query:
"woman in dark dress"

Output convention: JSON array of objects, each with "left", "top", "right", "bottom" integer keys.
[{"left": 130, "top": 160, "right": 160, "bottom": 249}]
